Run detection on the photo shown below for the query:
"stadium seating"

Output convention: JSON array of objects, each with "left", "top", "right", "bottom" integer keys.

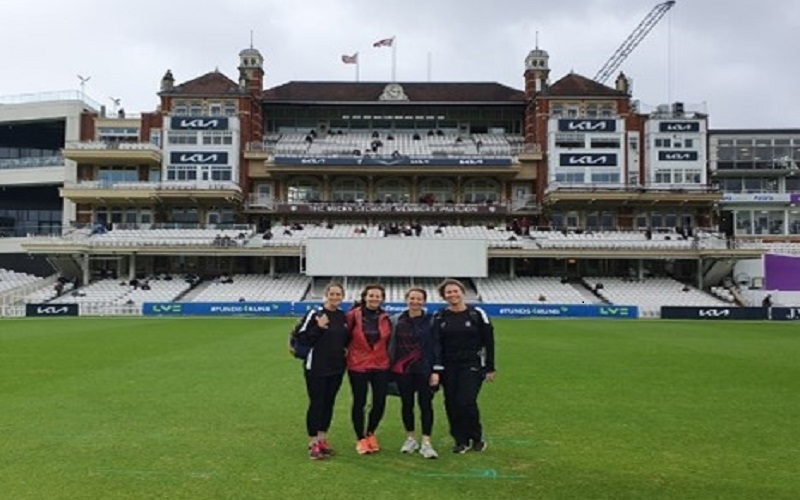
[
  {"left": 739, "top": 289, "right": 800, "bottom": 307},
  {"left": 582, "top": 277, "right": 730, "bottom": 317},
  {"left": 48, "top": 278, "right": 190, "bottom": 306},
  {"left": 262, "top": 224, "right": 532, "bottom": 249},
  {"left": 272, "top": 131, "right": 522, "bottom": 158},
  {"left": 764, "top": 243, "right": 800, "bottom": 255},
  {"left": 530, "top": 230, "right": 729, "bottom": 250},
  {"left": 475, "top": 276, "right": 598, "bottom": 304},
  {"left": 87, "top": 228, "right": 255, "bottom": 247},
  {"left": 188, "top": 274, "right": 310, "bottom": 302},
  {"left": 0, "top": 268, "right": 44, "bottom": 294}
]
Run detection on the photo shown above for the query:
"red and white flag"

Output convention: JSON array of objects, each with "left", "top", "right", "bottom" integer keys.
[
  {"left": 341, "top": 53, "right": 358, "bottom": 64},
  {"left": 373, "top": 37, "right": 394, "bottom": 48}
]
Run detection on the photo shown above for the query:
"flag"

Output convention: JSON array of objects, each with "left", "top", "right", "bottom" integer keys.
[
  {"left": 341, "top": 53, "right": 358, "bottom": 64},
  {"left": 373, "top": 37, "right": 394, "bottom": 48}
]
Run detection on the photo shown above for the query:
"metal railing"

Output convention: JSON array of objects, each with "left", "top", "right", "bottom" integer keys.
[
  {"left": 0, "top": 90, "right": 102, "bottom": 110},
  {"left": 546, "top": 182, "right": 720, "bottom": 194},
  {"left": 63, "top": 180, "right": 241, "bottom": 192},
  {"left": 0, "top": 155, "right": 64, "bottom": 169},
  {"left": 64, "top": 141, "right": 159, "bottom": 151}
]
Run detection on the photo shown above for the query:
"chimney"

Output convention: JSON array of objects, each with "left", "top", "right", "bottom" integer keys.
[{"left": 160, "top": 70, "right": 175, "bottom": 92}]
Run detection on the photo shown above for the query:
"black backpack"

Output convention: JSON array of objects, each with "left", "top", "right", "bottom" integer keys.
[{"left": 288, "top": 308, "right": 319, "bottom": 360}]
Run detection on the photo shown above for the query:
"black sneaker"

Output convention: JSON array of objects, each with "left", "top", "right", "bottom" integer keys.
[
  {"left": 451, "top": 443, "right": 470, "bottom": 454},
  {"left": 471, "top": 440, "right": 487, "bottom": 452}
]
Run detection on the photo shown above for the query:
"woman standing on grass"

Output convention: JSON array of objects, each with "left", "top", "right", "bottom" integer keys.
[
  {"left": 296, "top": 283, "right": 349, "bottom": 460},
  {"left": 431, "top": 278, "right": 496, "bottom": 454},
  {"left": 389, "top": 287, "right": 439, "bottom": 459},
  {"left": 346, "top": 284, "right": 393, "bottom": 455}
]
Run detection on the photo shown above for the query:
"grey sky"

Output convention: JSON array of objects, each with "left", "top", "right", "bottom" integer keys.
[{"left": 1, "top": 0, "right": 797, "bottom": 129}]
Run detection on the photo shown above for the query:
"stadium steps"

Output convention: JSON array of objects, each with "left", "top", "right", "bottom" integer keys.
[
  {"left": 570, "top": 283, "right": 605, "bottom": 305},
  {"left": 179, "top": 281, "right": 215, "bottom": 302},
  {"left": 578, "top": 278, "right": 612, "bottom": 305}
]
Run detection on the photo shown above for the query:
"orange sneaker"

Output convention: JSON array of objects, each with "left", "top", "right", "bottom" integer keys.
[
  {"left": 356, "top": 438, "right": 372, "bottom": 455},
  {"left": 366, "top": 434, "right": 380, "bottom": 452}
]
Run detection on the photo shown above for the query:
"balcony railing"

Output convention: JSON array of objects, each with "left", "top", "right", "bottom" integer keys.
[
  {"left": 64, "top": 141, "right": 159, "bottom": 152},
  {"left": 64, "top": 180, "right": 241, "bottom": 192},
  {"left": 0, "top": 89, "right": 102, "bottom": 110},
  {"left": 0, "top": 155, "right": 64, "bottom": 169},
  {"left": 547, "top": 182, "right": 720, "bottom": 194}
]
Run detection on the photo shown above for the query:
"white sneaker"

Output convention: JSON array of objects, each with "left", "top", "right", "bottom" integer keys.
[
  {"left": 400, "top": 437, "right": 419, "bottom": 453},
  {"left": 419, "top": 441, "right": 439, "bottom": 459}
]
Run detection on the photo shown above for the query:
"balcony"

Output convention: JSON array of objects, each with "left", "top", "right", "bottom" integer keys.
[
  {"left": 516, "top": 144, "right": 544, "bottom": 161},
  {"left": 244, "top": 199, "right": 537, "bottom": 216},
  {"left": 544, "top": 183, "right": 722, "bottom": 206},
  {"left": 61, "top": 180, "right": 242, "bottom": 204},
  {"left": 63, "top": 141, "right": 161, "bottom": 165}
]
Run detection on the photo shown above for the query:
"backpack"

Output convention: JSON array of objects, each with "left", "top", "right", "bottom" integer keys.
[{"left": 288, "top": 309, "right": 318, "bottom": 360}]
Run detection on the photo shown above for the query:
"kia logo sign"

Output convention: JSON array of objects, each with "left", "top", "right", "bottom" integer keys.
[
  {"left": 170, "top": 117, "right": 228, "bottom": 130},
  {"left": 37, "top": 306, "right": 69, "bottom": 314},
  {"left": 698, "top": 309, "right": 731, "bottom": 318},
  {"left": 659, "top": 122, "right": 700, "bottom": 132},
  {"left": 658, "top": 151, "right": 699, "bottom": 162},
  {"left": 169, "top": 152, "right": 228, "bottom": 165},
  {"left": 558, "top": 119, "right": 616, "bottom": 132},
  {"left": 559, "top": 154, "right": 617, "bottom": 167},
  {"left": 25, "top": 303, "right": 79, "bottom": 317}
]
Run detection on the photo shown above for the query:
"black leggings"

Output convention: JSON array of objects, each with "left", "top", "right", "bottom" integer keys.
[
  {"left": 304, "top": 371, "right": 344, "bottom": 437},
  {"left": 442, "top": 366, "right": 484, "bottom": 446},
  {"left": 394, "top": 372, "right": 434, "bottom": 436},
  {"left": 348, "top": 370, "right": 388, "bottom": 439}
]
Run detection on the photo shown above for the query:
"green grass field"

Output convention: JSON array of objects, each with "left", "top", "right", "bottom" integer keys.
[{"left": 1, "top": 318, "right": 798, "bottom": 500}]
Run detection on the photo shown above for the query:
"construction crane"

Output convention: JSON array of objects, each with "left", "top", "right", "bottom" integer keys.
[{"left": 593, "top": 0, "right": 676, "bottom": 84}]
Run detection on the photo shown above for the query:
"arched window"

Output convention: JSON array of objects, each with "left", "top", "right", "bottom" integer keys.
[
  {"left": 331, "top": 177, "right": 367, "bottom": 203},
  {"left": 375, "top": 178, "right": 411, "bottom": 203},
  {"left": 462, "top": 178, "right": 500, "bottom": 204},
  {"left": 287, "top": 177, "right": 322, "bottom": 203},
  {"left": 418, "top": 178, "right": 455, "bottom": 203}
]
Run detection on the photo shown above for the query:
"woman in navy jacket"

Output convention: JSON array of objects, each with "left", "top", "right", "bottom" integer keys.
[{"left": 388, "top": 287, "right": 439, "bottom": 459}]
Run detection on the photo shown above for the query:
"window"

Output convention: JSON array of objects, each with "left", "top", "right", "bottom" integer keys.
[
  {"left": 375, "top": 178, "right": 411, "bottom": 203},
  {"left": 210, "top": 166, "right": 232, "bottom": 181},
  {"left": 202, "top": 131, "right": 234, "bottom": 146},
  {"left": 287, "top": 177, "right": 322, "bottom": 203},
  {"left": 166, "top": 166, "right": 198, "bottom": 181},
  {"left": 590, "top": 172, "right": 620, "bottom": 184},
  {"left": 98, "top": 167, "right": 137, "bottom": 183},
  {"left": 418, "top": 178, "right": 455, "bottom": 203},
  {"left": 462, "top": 178, "right": 500, "bottom": 204},
  {"left": 331, "top": 177, "right": 367, "bottom": 203},
  {"left": 167, "top": 131, "right": 198, "bottom": 145},
  {"left": 554, "top": 172, "right": 585, "bottom": 183},
  {"left": 655, "top": 170, "right": 671, "bottom": 184}
]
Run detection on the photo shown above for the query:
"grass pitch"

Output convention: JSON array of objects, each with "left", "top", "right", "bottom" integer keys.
[{"left": 1, "top": 318, "right": 798, "bottom": 499}]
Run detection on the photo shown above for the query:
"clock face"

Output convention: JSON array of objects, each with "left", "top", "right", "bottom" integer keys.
[{"left": 380, "top": 83, "right": 408, "bottom": 101}]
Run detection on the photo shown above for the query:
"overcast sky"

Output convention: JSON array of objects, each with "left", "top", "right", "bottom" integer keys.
[{"left": 1, "top": 0, "right": 797, "bottom": 129}]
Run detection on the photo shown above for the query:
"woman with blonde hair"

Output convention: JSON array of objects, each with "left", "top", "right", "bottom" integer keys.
[{"left": 430, "top": 278, "right": 496, "bottom": 453}]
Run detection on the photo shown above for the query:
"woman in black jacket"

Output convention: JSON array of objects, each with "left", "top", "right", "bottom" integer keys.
[
  {"left": 431, "top": 278, "right": 496, "bottom": 454},
  {"left": 295, "top": 283, "right": 349, "bottom": 460},
  {"left": 389, "top": 288, "right": 439, "bottom": 459}
]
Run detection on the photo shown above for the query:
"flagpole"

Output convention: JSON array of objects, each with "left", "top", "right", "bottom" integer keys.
[
  {"left": 356, "top": 53, "right": 360, "bottom": 82},
  {"left": 391, "top": 37, "right": 397, "bottom": 82},
  {"left": 427, "top": 52, "right": 432, "bottom": 82}
]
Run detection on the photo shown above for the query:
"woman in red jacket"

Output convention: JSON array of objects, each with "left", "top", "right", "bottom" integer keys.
[{"left": 346, "top": 284, "right": 393, "bottom": 455}]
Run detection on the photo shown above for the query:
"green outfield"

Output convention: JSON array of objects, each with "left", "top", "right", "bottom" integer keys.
[{"left": 0, "top": 318, "right": 798, "bottom": 499}]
